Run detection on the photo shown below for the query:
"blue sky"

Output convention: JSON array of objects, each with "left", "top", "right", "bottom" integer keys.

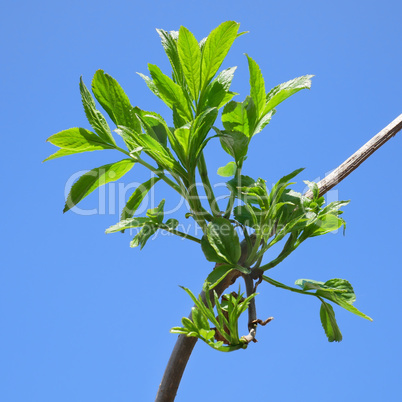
[{"left": 1, "top": 1, "right": 401, "bottom": 401}]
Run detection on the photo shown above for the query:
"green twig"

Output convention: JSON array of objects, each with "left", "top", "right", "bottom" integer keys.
[{"left": 160, "top": 225, "right": 201, "bottom": 244}]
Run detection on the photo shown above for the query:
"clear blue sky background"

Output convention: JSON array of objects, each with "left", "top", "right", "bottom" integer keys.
[{"left": 1, "top": 1, "right": 401, "bottom": 401}]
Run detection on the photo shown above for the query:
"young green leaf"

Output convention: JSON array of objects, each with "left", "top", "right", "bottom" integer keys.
[
  {"left": 130, "top": 222, "right": 159, "bottom": 249},
  {"left": 116, "top": 126, "right": 187, "bottom": 179},
  {"left": 206, "top": 218, "right": 241, "bottom": 264},
  {"left": 264, "top": 75, "right": 313, "bottom": 114},
  {"left": 64, "top": 159, "right": 135, "bottom": 213},
  {"left": 303, "top": 214, "right": 346, "bottom": 238},
  {"left": 320, "top": 302, "right": 343, "bottom": 342},
  {"left": 316, "top": 279, "right": 372, "bottom": 321},
  {"left": 46, "top": 127, "right": 113, "bottom": 152},
  {"left": 105, "top": 217, "right": 152, "bottom": 233},
  {"left": 148, "top": 63, "right": 193, "bottom": 123},
  {"left": 137, "top": 111, "right": 169, "bottom": 147},
  {"left": 191, "top": 307, "right": 210, "bottom": 332},
  {"left": 233, "top": 204, "right": 260, "bottom": 228},
  {"left": 156, "top": 29, "right": 184, "bottom": 85},
  {"left": 79, "top": 77, "right": 116, "bottom": 145},
  {"left": 120, "top": 177, "right": 161, "bottom": 221},
  {"left": 135, "top": 113, "right": 167, "bottom": 146},
  {"left": 43, "top": 148, "right": 83, "bottom": 162},
  {"left": 164, "top": 218, "right": 179, "bottom": 230},
  {"left": 205, "top": 264, "right": 235, "bottom": 289},
  {"left": 221, "top": 97, "right": 257, "bottom": 138},
  {"left": 253, "top": 109, "right": 276, "bottom": 135},
  {"left": 268, "top": 167, "right": 305, "bottom": 208},
  {"left": 91, "top": 70, "right": 140, "bottom": 132},
  {"left": 201, "top": 67, "right": 237, "bottom": 110},
  {"left": 217, "top": 129, "right": 249, "bottom": 164},
  {"left": 171, "top": 126, "right": 191, "bottom": 166},
  {"left": 146, "top": 199, "right": 165, "bottom": 224},
  {"left": 177, "top": 25, "right": 201, "bottom": 101},
  {"left": 217, "top": 161, "right": 237, "bottom": 177},
  {"left": 201, "top": 236, "right": 228, "bottom": 264},
  {"left": 189, "top": 107, "right": 218, "bottom": 163},
  {"left": 137, "top": 72, "right": 160, "bottom": 98},
  {"left": 304, "top": 180, "right": 319, "bottom": 200},
  {"left": 201, "top": 21, "right": 240, "bottom": 91},
  {"left": 246, "top": 54, "right": 266, "bottom": 118}
]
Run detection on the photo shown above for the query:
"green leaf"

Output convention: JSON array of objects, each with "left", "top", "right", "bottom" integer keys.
[
  {"left": 137, "top": 111, "right": 169, "bottom": 147},
  {"left": 137, "top": 72, "right": 160, "bottom": 98},
  {"left": 221, "top": 96, "right": 257, "bottom": 138},
  {"left": 226, "top": 175, "right": 256, "bottom": 195},
  {"left": 206, "top": 218, "right": 241, "bottom": 264},
  {"left": 268, "top": 168, "right": 305, "bottom": 208},
  {"left": 46, "top": 127, "right": 113, "bottom": 152},
  {"left": 320, "top": 302, "right": 343, "bottom": 342},
  {"left": 295, "top": 279, "right": 352, "bottom": 295},
  {"left": 116, "top": 126, "right": 187, "bottom": 178},
  {"left": 172, "top": 125, "right": 191, "bottom": 166},
  {"left": 205, "top": 264, "right": 235, "bottom": 288},
  {"left": 317, "top": 279, "right": 372, "bottom": 321},
  {"left": 64, "top": 159, "right": 135, "bottom": 213},
  {"left": 217, "top": 161, "right": 237, "bottom": 177},
  {"left": 178, "top": 26, "right": 201, "bottom": 101},
  {"left": 156, "top": 29, "right": 184, "bottom": 85},
  {"left": 79, "top": 77, "right": 116, "bottom": 145},
  {"left": 304, "top": 180, "right": 319, "bottom": 200},
  {"left": 146, "top": 199, "right": 165, "bottom": 223},
  {"left": 43, "top": 148, "right": 85, "bottom": 162},
  {"left": 321, "top": 200, "right": 350, "bottom": 215},
  {"left": 165, "top": 218, "right": 179, "bottom": 230},
  {"left": 201, "top": 235, "right": 228, "bottom": 264},
  {"left": 120, "top": 177, "right": 161, "bottom": 221},
  {"left": 253, "top": 109, "right": 276, "bottom": 135},
  {"left": 148, "top": 63, "right": 192, "bottom": 122},
  {"left": 91, "top": 70, "right": 140, "bottom": 131},
  {"left": 246, "top": 54, "right": 266, "bottom": 118},
  {"left": 305, "top": 214, "right": 346, "bottom": 238},
  {"left": 217, "top": 129, "right": 249, "bottom": 163},
  {"left": 233, "top": 204, "right": 260, "bottom": 228},
  {"left": 105, "top": 217, "right": 152, "bottom": 233},
  {"left": 189, "top": 107, "right": 218, "bottom": 162},
  {"left": 181, "top": 317, "right": 198, "bottom": 333},
  {"left": 202, "top": 67, "right": 237, "bottom": 110},
  {"left": 191, "top": 307, "right": 210, "bottom": 332},
  {"left": 201, "top": 21, "right": 240, "bottom": 91},
  {"left": 130, "top": 222, "right": 158, "bottom": 249},
  {"left": 265, "top": 75, "right": 313, "bottom": 114}
]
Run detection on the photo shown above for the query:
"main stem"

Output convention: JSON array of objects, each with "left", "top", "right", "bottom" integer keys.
[{"left": 155, "top": 114, "right": 402, "bottom": 402}]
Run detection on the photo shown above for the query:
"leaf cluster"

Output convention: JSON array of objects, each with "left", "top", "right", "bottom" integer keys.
[
  {"left": 45, "top": 21, "right": 371, "bottom": 345},
  {"left": 170, "top": 285, "right": 256, "bottom": 352}
]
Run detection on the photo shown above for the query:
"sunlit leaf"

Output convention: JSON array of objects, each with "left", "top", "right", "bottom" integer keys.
[
  {"left": 206, "top": 218, "right": 241, "bottom": 264},
  {"left": 265, "top": 75, "right": 313, "bottom": 114},
  {"left": 320, "top": 301, "right": 343, "bottom": 342},
  {"left": 178, "top": 25, "right": 201, "bottom": 101},
  {"left": 201, "top": 21, "right": 240, "bottom": 90},
  {"left": 79, "top": 77, "right": 116, "bottom": 145},
  {"left": 217, "top": 161, "right": 237, "bottom": 177},
  {"left": 120, "top": 177, "right": 161, "bottom": 221},
  {"left": 64, "top": 159, "right": 135, "bottom": 213},
  {"left": 91, "top": 70, "right": 139, "bottom": 131},
  {"left": 246, "top": 54, "right": 265, "bottom": 118}
]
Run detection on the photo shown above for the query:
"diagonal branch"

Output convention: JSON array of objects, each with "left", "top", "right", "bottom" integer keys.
[
  {"left": 305, "top": 114, "right": 402, "bottom": 198},
  {"left": 155, "top": 114, "right": 402, "bottom": 402}
]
